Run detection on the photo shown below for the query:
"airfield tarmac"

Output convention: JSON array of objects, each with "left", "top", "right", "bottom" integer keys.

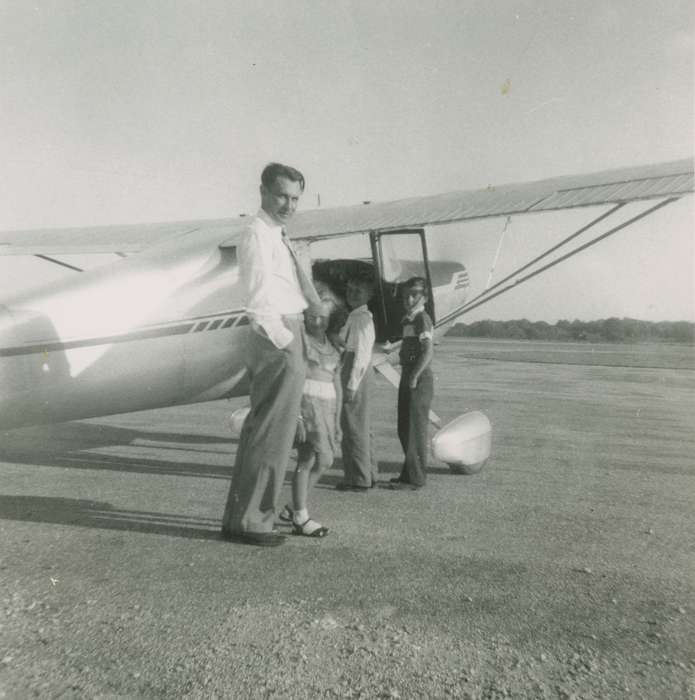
[{"left": 0, "top": 338, "right": 693, "bottom": 699}]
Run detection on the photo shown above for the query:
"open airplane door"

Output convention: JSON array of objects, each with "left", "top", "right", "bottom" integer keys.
[{"left": 369, "top": 228, "right": 435, "bottom": 341}]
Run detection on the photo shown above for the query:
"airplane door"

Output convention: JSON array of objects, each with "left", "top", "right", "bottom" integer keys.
[{"left": 370, "top": 228, "right": 435, "bottom": 342}]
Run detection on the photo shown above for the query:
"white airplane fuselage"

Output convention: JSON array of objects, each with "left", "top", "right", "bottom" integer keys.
[{"left": 0, "top": 225, "right": 468, "bottom": 430}]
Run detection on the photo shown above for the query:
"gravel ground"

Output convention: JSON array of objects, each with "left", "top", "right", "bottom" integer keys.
[{"left": 0, "top": 340, "right": 693, "bottom": 698}]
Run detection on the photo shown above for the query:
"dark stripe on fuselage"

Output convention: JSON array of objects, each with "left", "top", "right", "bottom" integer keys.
[
  {"left": 0, "top": 310, "right": 248, "bottom": 358},
  {"left": 0, "top": 323, "right": 196, "bottom": 357}
]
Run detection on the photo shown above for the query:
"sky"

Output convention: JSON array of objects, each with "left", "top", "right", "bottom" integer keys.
[{"left": 0, "top": 0, "right": 693, "bottom": 322}]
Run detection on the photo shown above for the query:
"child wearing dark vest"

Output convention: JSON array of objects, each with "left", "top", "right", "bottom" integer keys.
[{"left": 389, "top": 276, "right": 434, "bottom": 490}]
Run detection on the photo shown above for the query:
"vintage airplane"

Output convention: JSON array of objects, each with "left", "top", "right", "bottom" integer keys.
[{"left": 0, "top": 158, "right": 692, "bottom": 469}]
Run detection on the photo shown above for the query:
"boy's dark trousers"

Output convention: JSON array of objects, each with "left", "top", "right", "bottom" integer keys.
[
  {"left": 340, "top": 352, "right": 375, "bottom": 487},
  {"left": 397, "top": 366, "right": 433, "bottom": 487}
]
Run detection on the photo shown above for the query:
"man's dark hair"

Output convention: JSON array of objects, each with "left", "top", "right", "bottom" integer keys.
[
  {"left": 261, "top": 162, "right": 305, "bottom": 192},
  {"left": 403, "top": 276, "right": 428, "bottom": 294}
]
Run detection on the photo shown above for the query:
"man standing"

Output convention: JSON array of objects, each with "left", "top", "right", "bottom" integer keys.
[{"left": 222, "top": 162, "right": 321, "bottom": 546}]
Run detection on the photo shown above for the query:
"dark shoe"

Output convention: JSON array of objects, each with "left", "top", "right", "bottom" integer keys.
[
  {"left": 221, "top": 529, "right": 286, "bottom": 546},
  {"left": 387, "top": 482, "right": 423, "bottom": 491},
  {"left": 389, "top": 476, "right": 408, "bottom": 484},
  {"left": 335, "top": 482, "right": 368, "bottom": 492}
]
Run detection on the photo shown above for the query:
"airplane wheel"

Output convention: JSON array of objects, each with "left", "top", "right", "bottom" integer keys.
[{"left": 432, "top": 410, "right": 491, "bottom": 476}]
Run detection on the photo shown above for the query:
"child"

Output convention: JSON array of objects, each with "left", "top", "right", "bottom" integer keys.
[
  {"left": 281, "top": 301, "right": 341, "bottom": 537},
  {"left": 336, "top": 274, "right": 377, "bottom": 491},
  {"left": 390, "top": 276, "right": 434, "bottom": 490}
]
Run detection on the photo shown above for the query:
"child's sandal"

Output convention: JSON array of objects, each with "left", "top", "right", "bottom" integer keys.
[{"left": 292, "top": 518, "right": 329, "bottom": 538}]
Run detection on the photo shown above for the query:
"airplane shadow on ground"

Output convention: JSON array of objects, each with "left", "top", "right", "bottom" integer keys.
[
  {"left": 0, "top": 495, "right": 222, "bottom": 540},
  {"left": 0, "top": 421, "right": 236, "bottom": 480}
]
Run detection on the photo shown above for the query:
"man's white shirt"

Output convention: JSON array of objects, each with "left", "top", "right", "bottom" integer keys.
[
  {"left": 238, "top": 209, "right": 307, "bottom": 349},
  {"left": 339, "top": 305, "right": 375, "bottom": 392}
]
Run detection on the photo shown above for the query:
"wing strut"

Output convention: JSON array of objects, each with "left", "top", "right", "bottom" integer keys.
[
  {"left": 476, "top": 203, "right": 625, "bottom": 306},
  {"left": 485, "top": 216, "right": 511, "bottom": 290},
  {"left": 436, "top": 196, "right": 679, "bottom": 325},
  {"left": 34, "top": 254, "right": 83, "bottom": 272}
]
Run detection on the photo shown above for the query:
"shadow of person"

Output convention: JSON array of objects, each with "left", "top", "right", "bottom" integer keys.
[
  {"left": 0, "top": 494, "right": 221, "bottom": 541},
  {"left": 375, "top": 460, "right": 402, "bottom": 475},
  {"left": 305, "top": 456, "right": 384, "bottom": 489},
  {"left": 305, "top": 472, "right": 343, "bottom": 488}
]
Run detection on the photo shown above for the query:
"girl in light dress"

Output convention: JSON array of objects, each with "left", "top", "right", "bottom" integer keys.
[{"left": 280, "top": 300, "right": 342, "bottom": 537}]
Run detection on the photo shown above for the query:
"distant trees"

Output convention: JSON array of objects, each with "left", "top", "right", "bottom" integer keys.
[{"left": 446, "top": 318, "right": 695, "bottom": 343}]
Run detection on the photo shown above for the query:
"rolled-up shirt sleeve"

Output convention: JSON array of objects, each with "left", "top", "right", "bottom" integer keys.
[
  {"left": 240, "top": 226, "right": 294, "bottom": 349},
  {"left": 348, "top": 311, "right": 375, "bottom": 392}
]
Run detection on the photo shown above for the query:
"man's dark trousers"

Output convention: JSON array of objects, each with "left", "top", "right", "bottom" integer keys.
[{"left": 222, "top": 317, "right": 305, "bottom": 534}]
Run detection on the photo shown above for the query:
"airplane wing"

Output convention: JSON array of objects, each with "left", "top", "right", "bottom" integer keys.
[
  {"left": 1, "top": 158, "right": 691, "bottom": 256},
  {"left": 290, "top": 157, "right": 692, "bottom": 326},
  {"left": 0, "top": 218, "right": 248, "bottom": 257},
  {"left": 286, "top": 158, "right": 693, "bottom": 239}
]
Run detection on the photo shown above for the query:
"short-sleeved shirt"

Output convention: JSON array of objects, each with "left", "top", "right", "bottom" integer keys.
[
  {"left": 339, "top": 305, "right": 375, "bottom": 391},
  {"left": 399, "top": 309, "right": 433, "bottom": 367}
]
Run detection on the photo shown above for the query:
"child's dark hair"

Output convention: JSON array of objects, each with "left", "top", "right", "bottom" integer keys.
[
  {"left": 403, "top": 276, "right": 428, "bottom": 294},
  {"left": 349, "top": 272, "right": 376, "bottom": 297}
]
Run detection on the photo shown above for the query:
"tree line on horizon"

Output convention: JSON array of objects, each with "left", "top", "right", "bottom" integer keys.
[{"left": 446, "top": 318, "right": 695, "bottom": 343}]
